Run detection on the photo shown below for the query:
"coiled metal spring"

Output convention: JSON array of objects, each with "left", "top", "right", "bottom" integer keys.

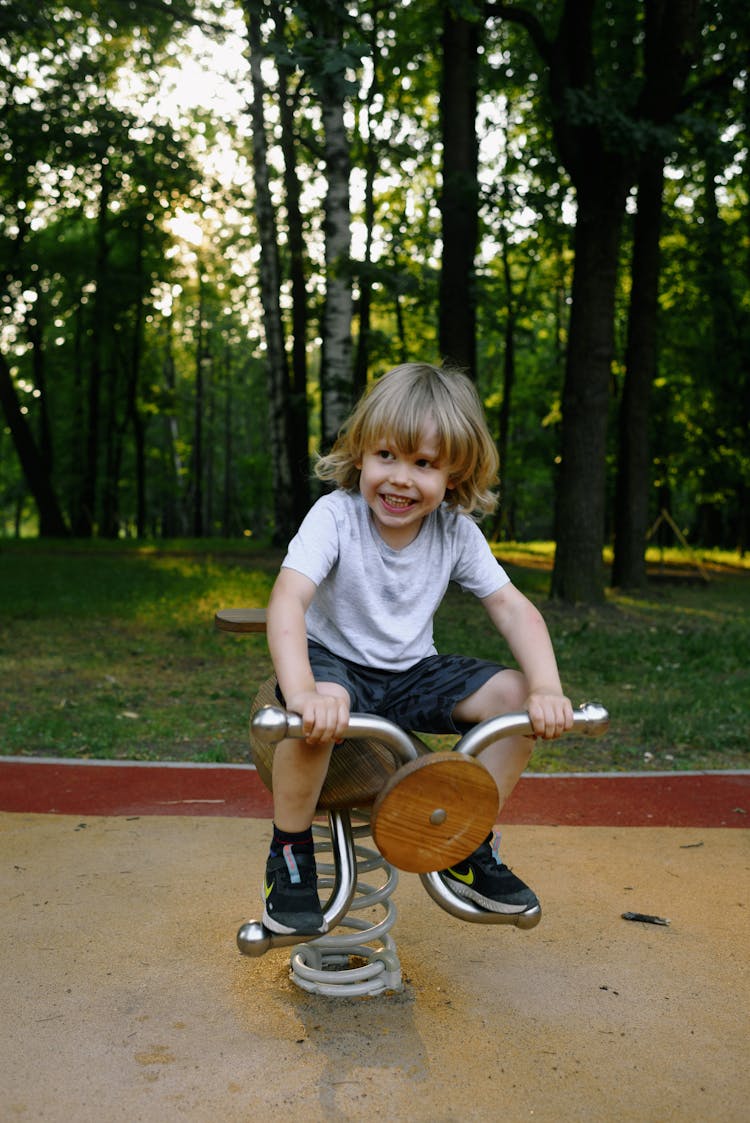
[{"left": 289, "top": 816, "right": 402, "bottom": 997}]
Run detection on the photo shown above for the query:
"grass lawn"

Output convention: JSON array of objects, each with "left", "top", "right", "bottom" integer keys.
[{"left": 1, "top": 538, "right": 748, "bottom": 772}]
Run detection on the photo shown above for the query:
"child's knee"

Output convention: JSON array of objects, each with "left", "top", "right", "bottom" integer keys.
[
  {"left": 480, "top": 669, "right": 528, "bottom": 716},
  {"left": 455, "top": 668, "right": 528, "bottom": 725}
]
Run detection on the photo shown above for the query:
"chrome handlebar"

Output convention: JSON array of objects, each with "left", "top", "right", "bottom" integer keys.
[{"left": 238, "top": 702, "right": 610, "bottom": 955}]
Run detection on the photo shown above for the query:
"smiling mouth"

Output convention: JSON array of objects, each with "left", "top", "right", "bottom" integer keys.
[{"left": 380, "top": 493, "right": 415, "bottom": 510}]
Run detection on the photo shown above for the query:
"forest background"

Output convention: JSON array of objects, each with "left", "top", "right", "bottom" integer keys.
[
  {"left": 1, "top": 0, "right": 748, "bottom": 610},
  {"left": 1, "top": 1, "right": 749, "bottom": 771}
]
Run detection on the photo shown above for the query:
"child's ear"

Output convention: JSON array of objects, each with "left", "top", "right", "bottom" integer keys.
[{"left": 445, "top": 478, "right": 456, "bottom": 490}]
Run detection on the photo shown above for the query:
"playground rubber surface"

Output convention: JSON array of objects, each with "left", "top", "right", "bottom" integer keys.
[{"left": 2, "top": 760, "right": 748, "bottom": 1122}]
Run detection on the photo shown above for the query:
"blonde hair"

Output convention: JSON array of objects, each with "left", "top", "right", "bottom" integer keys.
[{"left": 315, "top": 363, "right": 499, "bottom": 516}]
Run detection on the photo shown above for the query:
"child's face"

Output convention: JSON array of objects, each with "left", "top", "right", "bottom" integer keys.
[{"left": 357, "top": 421, "right": 454, "bottom": 549}]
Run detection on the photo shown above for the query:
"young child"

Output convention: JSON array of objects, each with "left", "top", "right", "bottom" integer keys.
[{"left": 261, "top": 362, "right": 573, "bottom": 935}]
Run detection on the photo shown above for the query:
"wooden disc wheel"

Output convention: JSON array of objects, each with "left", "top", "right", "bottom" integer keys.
[{"left": 371, "top": 753, "right": 498, "bottom": 873}]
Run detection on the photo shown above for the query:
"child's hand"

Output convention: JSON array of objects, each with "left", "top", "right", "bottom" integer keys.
[
  {"left": 525, "top": 690, "right": 574, "bottom": 740},
  {"left": 286, "top": 690, "right": 351, "bottom": 746}
]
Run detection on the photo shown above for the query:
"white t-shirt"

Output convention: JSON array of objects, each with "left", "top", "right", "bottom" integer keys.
[{"left": 281, "top": 490, "right": 510, "bottom": 671}]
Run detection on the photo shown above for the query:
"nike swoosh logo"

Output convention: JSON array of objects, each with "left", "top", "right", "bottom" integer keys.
[
  {"left": 263, "top": 878, "right": 274, "bottom": 900},
  {"left": 447, "top": 867, "right": 474, "bottom": 886}
]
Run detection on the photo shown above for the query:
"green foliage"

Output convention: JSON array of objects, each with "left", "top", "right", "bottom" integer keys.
[
  {"left": 0, "top": 0, "right": 273, "bottom": 539},
  {"left": 0, "top": 0, "right": 747, "bottom": 558},
  {"left": 1, "top": 541, "right": 747, "bottom": 769}
]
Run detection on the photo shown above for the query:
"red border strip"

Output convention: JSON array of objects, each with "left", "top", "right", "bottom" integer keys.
[
  {"left": 0, "top": 759, "right": 273, "bottom": 818},
  {"left": 503, "top": 771, "right": 749, "bottom": 828},
  {"left": 1, "top": 759, "right": 748, "bottom": 826}
]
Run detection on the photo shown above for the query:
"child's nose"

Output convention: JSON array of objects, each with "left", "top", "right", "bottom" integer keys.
[{"left": 388, "top": 459, "right": 412, "bottom": 485}]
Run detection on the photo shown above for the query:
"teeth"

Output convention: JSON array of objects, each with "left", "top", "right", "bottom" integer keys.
[{"left": 383, "top": 494, "right": 412, "bottom": 508}]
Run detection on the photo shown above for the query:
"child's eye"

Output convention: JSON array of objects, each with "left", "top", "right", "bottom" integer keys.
[{"left": 377, "top": 449, "right": 394, "bottom": 460}]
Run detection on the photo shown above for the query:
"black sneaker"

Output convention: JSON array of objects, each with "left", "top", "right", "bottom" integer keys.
[
  {"left": 441, "top": 837, "right": 539, "bottom": 915},
  {"left": 262, "top": 845, "right": 328, "bottom": 935}
]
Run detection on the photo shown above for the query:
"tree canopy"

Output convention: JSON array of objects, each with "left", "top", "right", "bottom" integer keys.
[{"left": 0, "top": 0, "right": 747, "bottom": 601}]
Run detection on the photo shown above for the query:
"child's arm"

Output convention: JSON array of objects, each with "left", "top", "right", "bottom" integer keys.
[
  {"left": 266, "top": 567, "right": 351, "bottom": 744},
  {"left": 481, "top": 583, "right": 574, "bottom": 739}
]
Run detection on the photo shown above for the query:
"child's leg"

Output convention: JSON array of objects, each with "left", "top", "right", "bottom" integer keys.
[
  {"left": 451, "top": 668, "right": 533, "bottom": 815},
  {"left": 263, "top": 743, "right": 332, "bottom": 935},
  {"left": 271, "top": 737, "right": 335, "bottom": 831},
  {"left": 270, "top": 679, "right": 350, "bottom": 829},
  {"left": 446, "top": 669, "right": 539, "bottom": 915},
  {"left": 262, "top": 682, "right": 347, "bottom": 936}
]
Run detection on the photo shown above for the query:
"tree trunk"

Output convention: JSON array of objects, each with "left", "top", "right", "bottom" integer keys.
[
  {"left": 699, "top": 148, "right": 749, "bottom": 551},
  {"left": 551, "top": 177, "right": 627, "bottom": 602},
  {"left": 0, "top": 352, "right": 68, "bottom": 536},
  {"left": 439, "top": 9, "right": 479, "bottom": 376},
  {"left": 191, "top": 271, "right": 205, "bottom": 538},
  {"left": 487, "top": 236, "right": 517, "bottom": 542},
  {"left": 160, "top": 311, "right": 184, "bottom": 536},
  {"left": 77, "top": 161, "right": 111, "bottom": 537},
  {"left": 126, "top": 211, "right": 147, "bottom": 538},
  {"left": 274, "top": 4, "right": 310, "bottom": 523},
  {"left": 611, "top": 154, "right": 664, "bottom": 589},
  {"left": 65, "top": 300, "right": 83, "bottom": 532},
  {"left": 221, "top": 346, "right": 233, "bottom": 538},
  {"left": 353, "top": 15, "right": 381, "bottom": 399},
  {"left": 353, "top": 135, "right": 376, "bottom": 399},
  {"left": 612, "top": 0, "right": 700, "bottom": 587},
  {"left": 495, "top": 0, "right": 699, "bottom": 602},
  {"left": 318, "top": 29, "right": 354, "bottom": 451},
  {"left": 26, "top": 283, "right": 54, "bottom": 477},
  {"left": 99, "top": 342, "right": 124, "bottom": 539},
  {"left": 242, "top": 0, "right": 296, "bottom": 543}
]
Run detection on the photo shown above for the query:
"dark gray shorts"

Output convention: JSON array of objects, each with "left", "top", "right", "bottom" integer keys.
[{"left": 277, "top": 641, "right": 507, "bottom": 735}]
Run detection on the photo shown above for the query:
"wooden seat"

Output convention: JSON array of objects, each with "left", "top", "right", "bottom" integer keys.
[{"left": 249, "top": 675, "right": 401, "bottom": 811}]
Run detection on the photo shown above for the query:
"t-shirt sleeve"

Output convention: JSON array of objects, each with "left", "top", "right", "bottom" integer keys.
[
  {"left": 281, "top": 497, "right": 340, "bottom": 586},
  {"left": 450, "top": 516, "right": 510, "bottom": 599}
]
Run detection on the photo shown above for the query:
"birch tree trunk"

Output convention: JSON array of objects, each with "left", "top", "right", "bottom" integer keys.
[
  {"left": 242, "top": 1, "right": 296, "bottom": 543},
  {"left": 320, "top": 95, "right": 354, "bottom": 448},
  {"left": 314, "top": 11, "right": 354, "bottom": 450},
  {"left": 353, "top": 12, "right": 382, "bottom": 399},
  {"left": 273, "top": 4, "right": 310, "bottom": 524}
]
